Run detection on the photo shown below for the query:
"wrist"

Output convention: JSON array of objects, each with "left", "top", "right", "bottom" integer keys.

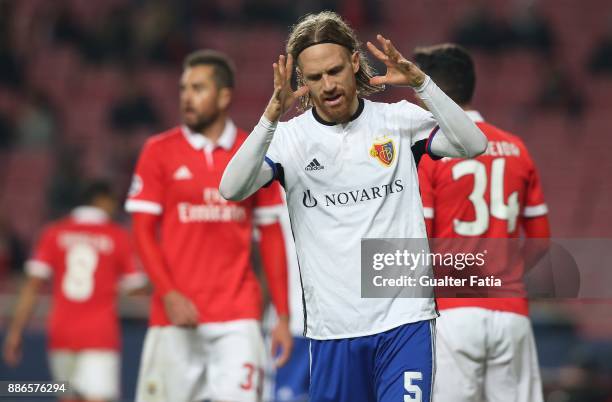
[
  {"left": 277, "top": 314, "right": 290, "bottom": 324},
  {"left": 263, "top": 104, "right": 281, "bottom": 123},
  {"left": 259, "top": 115, "right": 278, "bottom": 129},
  {"left": 413, "top": 75, "right": 431, "bottom": 92}
]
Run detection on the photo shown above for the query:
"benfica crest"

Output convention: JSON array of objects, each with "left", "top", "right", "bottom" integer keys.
[{"left": 369, "top": 138, "right": 395, "bottom": 166}]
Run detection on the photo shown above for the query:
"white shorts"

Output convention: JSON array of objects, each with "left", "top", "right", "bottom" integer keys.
[
  {"left": 49, "top": 349, "right": 120, "bottom": 401},
  {"left": 433, "top": 308, "right": 543, "bottom": 402},
  {"left": 136, "top": 319, "right": 265, "bottom": 402}
]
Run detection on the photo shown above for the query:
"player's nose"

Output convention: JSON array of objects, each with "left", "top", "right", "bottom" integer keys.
[
  {"left": 180, "top": 88, "right": 193, "bottom": 103},
  {"left": 321, "top": 75, "right": 336, "bottom": 92}
]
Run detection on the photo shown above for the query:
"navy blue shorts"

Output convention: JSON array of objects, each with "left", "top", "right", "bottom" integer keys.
[{"left": 309, "top": 320, "right": 435, "bottom": 402}]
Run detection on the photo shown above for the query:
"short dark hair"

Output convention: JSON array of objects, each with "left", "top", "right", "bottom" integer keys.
[
  {"left": 80, "top": 180, "right": 115, "bottom": 205},
  {"left": 413, "top": 43, "right": 476, "bottom": 106},
  {"left": 183, "top": 49, "right": 235, "bottom": 89}
]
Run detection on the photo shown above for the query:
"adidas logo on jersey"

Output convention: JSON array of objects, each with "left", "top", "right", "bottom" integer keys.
[
  {"left": 305, "top": 158, "right": 324, "bottom": 171},
  {"left": 173, "top": 165, "right": 193, "bottom": 180}
]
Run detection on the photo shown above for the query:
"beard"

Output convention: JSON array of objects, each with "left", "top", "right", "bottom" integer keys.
[
  {"left": 183, "top": 109, "right": 220, "bottom": 133},
  {"left": 315, "top": 90, "right": 357, "bottom": 123}
]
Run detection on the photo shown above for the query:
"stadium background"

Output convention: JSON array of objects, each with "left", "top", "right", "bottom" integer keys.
[{"left": 1, "top": 0, "right": 611, "bottom": 400}]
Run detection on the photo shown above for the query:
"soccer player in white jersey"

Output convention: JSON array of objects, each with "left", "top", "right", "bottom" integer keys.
[{"left": 220, "top": 12, "right": 487, "bottom": 402}]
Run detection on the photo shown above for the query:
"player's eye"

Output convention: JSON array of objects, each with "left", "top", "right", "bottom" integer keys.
[
  {"left": 328, "top": 66, "right": 343, "bottom": 76},
  {"left": 305, "top": 74, "right": 322, "bottom": 82}
]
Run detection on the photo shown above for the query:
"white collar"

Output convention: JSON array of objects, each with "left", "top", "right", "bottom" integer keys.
[
  {"left": 71, "top": 206, "right": 109, "bottom": 223},
  {"left": 181, "top": 119, "right": 237, "bottom": 151},
  {"left": 465, "top": 110, "right": 484, "bottom": 123}
]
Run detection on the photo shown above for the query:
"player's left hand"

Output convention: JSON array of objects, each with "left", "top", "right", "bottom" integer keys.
[
  {"left": 367, "top": 34, "right": 426, "bottom": 88},
  {"left": 270, "top": 316, "right": 293, "bottom": 368},
  {"left": 2, "top": 331, "right": 22, "bottom": 367}
]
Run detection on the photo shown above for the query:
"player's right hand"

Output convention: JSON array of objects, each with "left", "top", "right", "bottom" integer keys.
[
  {"left": 2, "top": 331, "right": 22, "bottom": 367},
  {"left": 264, "top": 54, "right": 308, "bottom": 122},
  {"left": 162, "top": 290, "right": 199, "bottom": 327}
]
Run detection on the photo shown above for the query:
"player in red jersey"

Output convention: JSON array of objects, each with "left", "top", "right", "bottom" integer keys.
[
  {"left": 415, "top": 44, "right": 549, "bottom": 402},
  {"left": 2, "top": 181, "right": 146, "bottom": 402},
  {"left": 125, "top": 50, "right": 291, "bottom": 402}
]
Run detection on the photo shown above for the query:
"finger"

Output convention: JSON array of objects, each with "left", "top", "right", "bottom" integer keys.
[
  {"left": 366, "top": 41, "right": 388, "bottom": 62},
  {"left": 385, "top": 38, "right": 402, "bottom": 61},
  {"left": 188, "top": 303, "right": 199, "bottom": 322},
  {"left": 286, "top": 54, "right": 294, "bottom": 85},
  {"left": 272, "top": 87, "right": 282, "bottom": 102},
  {"left": 270, "top": 336, "right": 279, "bottom": 358},
  {"left": 172, "top": 312, "right": 185, "bottom": 326},
  {"left": 2, "top": 347, "right": 13, "bottom": 366},
  {"left": 275, "top": 339, "right": 292, "bottom": 368},
  {"left": 5, "top": 353, "right": 17, "bottom": 366},
  {"left": 272, "top": 63, "right": 281, "bottom": 87},
  {"left": 376, "top": 34, "right": 388, "bottom": 53},
  {"left": 293, "top": 85, "right": 308, "bottom": 98},
  {"left": 376, "top": 34, "right": 399, "bottom": 62},
  {"left": 377, "top": 34, "right": 394, "bottom": 60},
  {"left": 369, "top": 75, "right": 387, "bottom": 86},
  {"left": 278, "top": 55, "right": 286, "bottom": 81}
]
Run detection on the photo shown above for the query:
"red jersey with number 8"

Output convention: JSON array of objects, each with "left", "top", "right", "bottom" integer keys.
[
  {"left": 418, "top": 111, "right": 548, "bottom": 314},
  {"left": 26, "top": 207, "right": 143, "bottom": 350}
]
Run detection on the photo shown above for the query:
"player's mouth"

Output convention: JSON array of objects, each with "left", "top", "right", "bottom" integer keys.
[
  {"left": 323, "top": 93, "right": 343, "bottom": 107},
  {"left": 182, "top": 107, "right": 197, "bottom": 117}
]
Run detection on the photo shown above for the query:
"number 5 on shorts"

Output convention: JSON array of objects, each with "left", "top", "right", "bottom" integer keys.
[{"left": 404, "top": 371, "right": 422, "bottom": 402}]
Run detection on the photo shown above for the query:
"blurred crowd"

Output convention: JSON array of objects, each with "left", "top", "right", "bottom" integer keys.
[{"left": 0, "top": 0, "right": 611, "bottom": 235}]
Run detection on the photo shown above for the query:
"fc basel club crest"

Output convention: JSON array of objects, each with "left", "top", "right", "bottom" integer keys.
[{"left": 369, "top": 138, "right": 395, "bottom": 166}]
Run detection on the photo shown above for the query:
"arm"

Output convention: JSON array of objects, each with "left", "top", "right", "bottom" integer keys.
[
  {"left": 3, "top": 275, "right": 44, "bottom": 367},
  {"left": 220, "top": 54, "right": 308, "bottom": 201},
  {"left": 132, "top": 213, "right": 198, "bottom": 326},
  {"left": 416, "top": 77, "right": 488, "bottom": 158},
  {"left": 258, "top": 222, "right": 292, "bottom": 367},
  {"left": 119, "top": 274, "right": 149, "bottom": 296},
  {"left": 521, "top": 158, "right": 550, "bottom": 272},
  {"left": 521, "top": 215, "right": 551, "bottom": 273},
  {"left": 219, "top": 118, "right": 276, "bottom": 201},
  {"left": 259, "top": 222, "right": 289, "bottom": 318},
  {"left": 417, "top": 156, "right": 436, "bottom": 237},
  {"left": 366, "top": 34, "right": 487, "bottom": 158},
  {"left": 132, "top": 213, "right": 174, "bottom": 294},
  {"left": 117, "top": 229, "right": 149, "bottom": 296},
  {"left": 424, "top": 218, "right": 434, "bottom": 238}
]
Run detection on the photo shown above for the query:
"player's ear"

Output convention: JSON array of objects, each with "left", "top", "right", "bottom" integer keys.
[
  {"left": 217, "top": 87, "right": 232, "bottom": 110},
  {"left": 351, "top": 51, "right": 360, "bottom": 74}
]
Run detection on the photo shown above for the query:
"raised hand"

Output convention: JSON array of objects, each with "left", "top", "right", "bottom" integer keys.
[
  {"left": 264, "top": 54, "right": 309, "bottom": 122},
  {"left": 367, "top": 34, "right": 426, "bottom": 88}
]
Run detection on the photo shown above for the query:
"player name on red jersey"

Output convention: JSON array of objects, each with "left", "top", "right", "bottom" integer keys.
[
  {"left": 482, "top": 140, "right": 521, "bottom": 157},
  {"left": 57, "top": 232, "right": 114, "bottom": 253}
]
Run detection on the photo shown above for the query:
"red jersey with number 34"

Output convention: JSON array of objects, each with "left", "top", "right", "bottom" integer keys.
[
  {"left": 26, "top": 207, "right": 142, "bottom": 351},
  {"left": 418, "top": 111, "right": 548, "bottom": 315}
]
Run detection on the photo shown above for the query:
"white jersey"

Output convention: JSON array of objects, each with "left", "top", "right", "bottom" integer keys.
[{"left": 265, "top": 98, "right": 439, "bottom": 340}]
